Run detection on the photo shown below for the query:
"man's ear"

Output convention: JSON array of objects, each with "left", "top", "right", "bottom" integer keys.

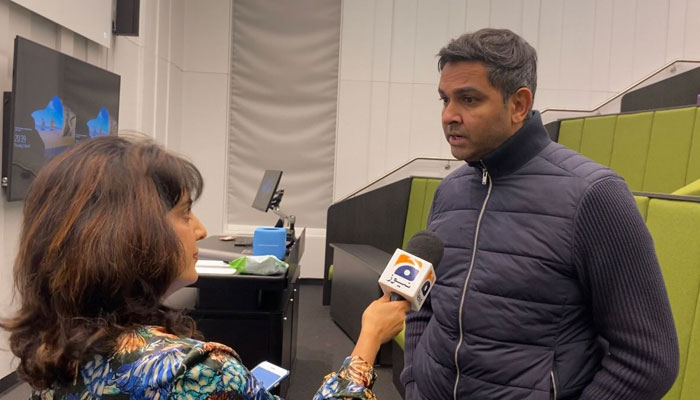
[{"left": 509, "top": 87, "right": 533, "bottom": 125}]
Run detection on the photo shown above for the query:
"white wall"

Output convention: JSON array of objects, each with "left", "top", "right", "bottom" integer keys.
[
  {"left": 180, "top": 0, "right": 230, "bottom": 235},
  {"left": 0, "top": 0, "right": 191, "bottom": 380},
  {"left": 10, "top": 0, "right": 112, "bottom": 47},
  {"left": 334, "top": 0, "right": 700, "bottom": 200}
]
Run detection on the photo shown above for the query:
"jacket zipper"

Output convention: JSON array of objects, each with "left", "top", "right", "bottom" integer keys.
[
  {"left": 453, "top": 163, "right": 492, "bottom": 400},
  {"left": 551, "top": 370, "right": 558, "bottom": 400}
]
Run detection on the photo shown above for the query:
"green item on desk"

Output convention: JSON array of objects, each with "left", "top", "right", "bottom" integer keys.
[{"left": 229, "top": 255, "right": 289, "bottom": 275}]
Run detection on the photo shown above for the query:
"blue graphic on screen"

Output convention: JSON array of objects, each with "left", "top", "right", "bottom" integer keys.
[
  {"left": 262, "top": 182, "right": 273, "bottom": 195},
  {"left": 29, "top": 95, "right": 76, "bottom": 156},
  {"left": 31, "top": 96, "right": 64, "bottom": 132},
  {"left": 87, "top": 107, "right": 111, "bottom": 137}
]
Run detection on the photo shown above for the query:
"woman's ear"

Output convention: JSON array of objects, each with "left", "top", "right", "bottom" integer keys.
[{"left": 509, "top": 87, "right": 534, "bottom": 125}]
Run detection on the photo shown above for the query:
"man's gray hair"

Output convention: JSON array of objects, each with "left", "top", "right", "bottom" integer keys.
[{"left": 438, "top": 28, "right": 537, "bottom": 103}]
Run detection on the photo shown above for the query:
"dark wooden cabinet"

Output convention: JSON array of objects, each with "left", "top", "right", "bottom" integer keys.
[{"left": 188, "top": 230, "right": 304, "bottom": 397}]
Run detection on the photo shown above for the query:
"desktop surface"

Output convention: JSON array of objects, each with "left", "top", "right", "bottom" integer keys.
[
  {"left": 193, "top": 229, "right": 305, "bottom": 286},
  {"left": 197, "top": 235, "right": 252, "bottom": 261}
]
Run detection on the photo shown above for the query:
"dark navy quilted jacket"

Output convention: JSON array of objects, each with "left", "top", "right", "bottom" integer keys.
[{"left": 404, "top": 111, "right": 678, "bottom": 400}]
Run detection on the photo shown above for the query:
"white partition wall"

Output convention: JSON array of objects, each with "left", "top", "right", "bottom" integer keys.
[
  {"left": 10, "top": 0, "right": 111, "bottom": 47},
  {"left": 225, "top": 0, "right": 340, "bottom": 230},
  {"left": 334, "top": 0, "right": 700, "bottom": 200},
  {"left": 178, "top": 0, "right": 231, "bottom": 234}
]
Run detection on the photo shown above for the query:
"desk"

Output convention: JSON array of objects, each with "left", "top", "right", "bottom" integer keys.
[{"left": 189, "top": 229, "right": 304, "bottom": 397}]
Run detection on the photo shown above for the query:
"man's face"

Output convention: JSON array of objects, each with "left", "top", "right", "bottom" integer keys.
[{"left": 438, "top": 61, "right": 517, "bottom": 162}]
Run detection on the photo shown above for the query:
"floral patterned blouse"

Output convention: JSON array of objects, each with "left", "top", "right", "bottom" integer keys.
[{"left": 30, "top": 326, "right": 378, "bottom": 400}]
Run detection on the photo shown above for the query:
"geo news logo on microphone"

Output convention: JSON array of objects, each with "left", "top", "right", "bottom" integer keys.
[{"left": 378, "top": 249, "right": 436, "bottom": 311}]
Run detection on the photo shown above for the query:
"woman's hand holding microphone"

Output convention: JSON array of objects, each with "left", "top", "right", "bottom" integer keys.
[{"left": 351, "top": 294, "right": 411, "bottom": 365}]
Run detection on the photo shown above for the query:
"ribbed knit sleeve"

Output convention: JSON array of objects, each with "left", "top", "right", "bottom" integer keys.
[
  {"left": 401, "top": 297, "right": 432, "bottom": 399},
  {"left": 573, "top": 177, "right": 679, "bottom": 399}
]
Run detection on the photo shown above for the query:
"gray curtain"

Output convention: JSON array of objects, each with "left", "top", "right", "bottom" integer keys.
[{"left": 226, "top": 0, "right": 340, "bottom": 229}]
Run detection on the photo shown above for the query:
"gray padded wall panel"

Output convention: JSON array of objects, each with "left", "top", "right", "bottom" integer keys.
[{"left": 227, "top": 0, "right": 340, "bottom": 229}]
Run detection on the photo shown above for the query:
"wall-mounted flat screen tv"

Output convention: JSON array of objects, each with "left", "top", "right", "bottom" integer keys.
[{"left": 2, "top": 36, "right": 120, "bottom": 201}]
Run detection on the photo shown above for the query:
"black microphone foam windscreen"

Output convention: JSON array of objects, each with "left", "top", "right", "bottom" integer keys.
[{"left": 405, "top": 230, "right": 444, "bottom": 267}]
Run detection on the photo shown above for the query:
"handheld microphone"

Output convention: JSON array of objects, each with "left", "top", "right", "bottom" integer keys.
[{"left": 378, "top": 230, "right": 444, "bottom": 311}]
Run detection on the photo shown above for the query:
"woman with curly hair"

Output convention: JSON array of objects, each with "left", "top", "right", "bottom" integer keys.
[{"left": 1, "top": 135, "right": 408, "bottom": 400}]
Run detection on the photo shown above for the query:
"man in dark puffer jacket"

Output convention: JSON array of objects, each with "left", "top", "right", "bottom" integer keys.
[{"left": 401, "top": 28, "right": 679, "bottom": 400}]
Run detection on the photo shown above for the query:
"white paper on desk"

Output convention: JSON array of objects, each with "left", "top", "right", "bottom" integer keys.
[{"left": 195, "top": 259, "right": 238, "bottom": 275}]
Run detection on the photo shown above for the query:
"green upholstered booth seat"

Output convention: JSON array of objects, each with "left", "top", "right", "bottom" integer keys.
[
  {"left": 558, "top": 118, "right": 584, "bottom": 152},
  {"left": 557, "top": 106, "right": 700, "bottom": 194},
  {"left": 391, "top": 177, "right": 439, "bottom": 351},
  {"left": 685, "top": 107, "right": 700, "bottom": 186},
  {"left": 394, "top": 322, "right": 405, "bottom": 349},
  {"left": 673, "top": 178, "right": 700, "bottom": 197},
  {"left": 579, "top": 115, "right": 617, "bottom": 166},
  {"left": 402, "top": 178, "right": 440, "bottom": 247},
  {"left": 610, "top": 112, "right": 654, "bottom": 191},
  {"left": 643, "top": 107, "right": 697, "bottom": 194},
  {"left": 646, "top": 197, "right": 700, "bottom": 400},
  {"left": 393, "top": 177, "right": 438, "bottom": 345}
]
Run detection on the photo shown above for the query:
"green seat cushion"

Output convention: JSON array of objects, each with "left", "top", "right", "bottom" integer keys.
[
  {"left": 610, "top": 112, "right": 654, "bottom": 191},
  {"left": 394, "top": 322, "right": 405, "bottom": 349},
  {"left": 402, "top": 178, "right": 440, "bottom": 248},
  {"left": 647, "top": 199, "right": 700, "bottom": 399},
  {"left": 579, "top": 115, "right": 617, "bottom": 166},
  {"left": 673, "top": 179, "right": 700, "bottom": 197},
  {"left": 328, "top": 264, "right": 333, "bottom": 281},
  {"left": 558, "top": 119, "right": 584, "bottom": 152},
  {"left": 643, "top": 108, "right": 697, "bottom": 193},
  {"left": 403, "top": 179, "right": 429, "bottom": 248},
  {"left": 685, "top": 107, "right": 700, "bottom": 186},
  {"left": 424, "top": 179, "right": 439, "bottom": 221},
  {"left": 395, "top": 178, "right": 440, "bottom": 351}
]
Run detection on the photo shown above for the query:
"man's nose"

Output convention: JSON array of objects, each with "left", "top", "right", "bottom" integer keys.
[{"left": 442, "top": 102, "right": 462, "bottom": 126}]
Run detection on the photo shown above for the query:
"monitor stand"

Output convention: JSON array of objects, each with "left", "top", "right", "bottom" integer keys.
[{"left": 273, "top": 207, "right": 296, "bottom": 246}]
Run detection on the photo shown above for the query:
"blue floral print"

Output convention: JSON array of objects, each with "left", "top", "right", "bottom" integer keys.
[{"left": 29, "top": 326, "right": 377, "bottom": 400}]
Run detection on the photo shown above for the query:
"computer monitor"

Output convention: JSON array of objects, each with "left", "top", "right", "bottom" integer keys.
[{"left": 252, "top": 170, "right": 283, "bottom": 212}]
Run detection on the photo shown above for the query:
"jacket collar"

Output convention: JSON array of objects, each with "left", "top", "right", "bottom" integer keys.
[{"left": 467, "top": 110, "right": 551, "bottom": 178}]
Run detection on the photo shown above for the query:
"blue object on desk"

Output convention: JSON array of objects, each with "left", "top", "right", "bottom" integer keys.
[{"left": 253, "top": 227, "right": 286, "bottom": 259}]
